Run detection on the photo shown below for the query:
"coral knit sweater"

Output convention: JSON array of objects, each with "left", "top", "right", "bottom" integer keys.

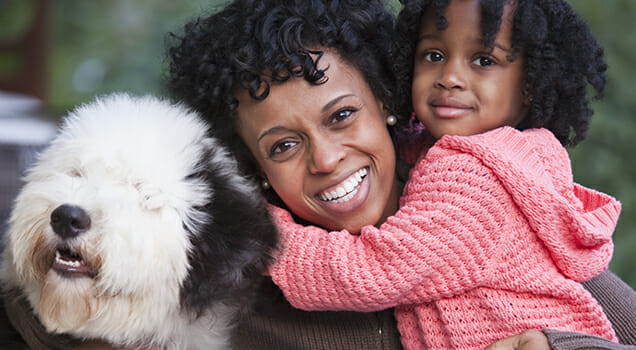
[{"left": 268, "top": 127, "right": 621, "bottom": 350}]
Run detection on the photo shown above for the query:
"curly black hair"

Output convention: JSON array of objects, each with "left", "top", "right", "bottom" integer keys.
[
  {"left": 166, "top": 0, "right": 396, "bottom": 182},
  {"left": 393, "top": 0, "right": 607, "bottom": 146}
]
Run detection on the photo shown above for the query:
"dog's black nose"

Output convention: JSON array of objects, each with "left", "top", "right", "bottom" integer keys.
[{"left": 50, "top": 204, "right": 91, "bottom": 239}]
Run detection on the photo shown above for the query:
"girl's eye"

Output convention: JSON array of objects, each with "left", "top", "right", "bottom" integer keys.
[
  {"left": 423, "top": 51, "right": 444, "bottom": 62},
  {"left": 473, "top": 56, "right": 495, "bottom": 67},
  {"left": 269, "top": 140, "right": 298, "bottom": 158},
  {"left": 329, "top": 108, "right": 356, "bottom": 125}
]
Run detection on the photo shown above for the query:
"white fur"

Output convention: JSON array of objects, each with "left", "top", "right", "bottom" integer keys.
[{"left": 0, "top": 94, "right": 245, "bottom": 349}]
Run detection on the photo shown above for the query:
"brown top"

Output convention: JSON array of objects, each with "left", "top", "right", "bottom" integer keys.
[{"left": 2, "top": 271, "right": 634, "bottom": 349}]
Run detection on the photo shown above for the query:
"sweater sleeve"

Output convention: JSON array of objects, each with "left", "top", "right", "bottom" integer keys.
[{"left": 269, "top": 148, "right": 511, "bottom": 311}]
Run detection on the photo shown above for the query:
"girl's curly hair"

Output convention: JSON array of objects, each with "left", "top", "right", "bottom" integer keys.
[
  {"left": 166, "top": 0, "right": 396, "bottom": 180},
  {"left": 394, "top": 0, "right": 607, "bottom": 146}
]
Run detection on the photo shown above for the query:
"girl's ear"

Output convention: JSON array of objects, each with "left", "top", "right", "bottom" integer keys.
[{"left": 523, "top": 82, "right": 533, "bottom": 106}]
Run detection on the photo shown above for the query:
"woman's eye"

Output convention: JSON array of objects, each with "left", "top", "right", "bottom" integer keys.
[
  {"left": 423, "top": 51, "right": 444, "bottom": 62},
  {"left": 329, "top": 108, "right": 355, "bottom": 124},
  {"left": 473, "top": 56, "right": 495, "bottom": 67},
  {"left": 269, "top": 140, "right": 297, "bottom": 157}
]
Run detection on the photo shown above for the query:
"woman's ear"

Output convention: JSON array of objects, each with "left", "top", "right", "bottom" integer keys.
[
  {"left": 379, "top": 103, "right": 397, "bottom": 126},
  {"left": 260, "top": 177, "right": 271, "bottom": 190},
  {"left": 258, "top": 172, "right": 271, "bottom": 191}
]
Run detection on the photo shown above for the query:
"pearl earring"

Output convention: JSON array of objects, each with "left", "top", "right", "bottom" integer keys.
[
  {"left": 386, "top": 115, "right": 397, "bottom": 126},
  {"left": 261, "top": 179, "right": 271, "bottom": 190}
]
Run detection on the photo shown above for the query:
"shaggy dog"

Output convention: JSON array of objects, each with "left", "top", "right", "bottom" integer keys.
[{"left": 0, "top": 94, "right": 278, "bottom": 349}]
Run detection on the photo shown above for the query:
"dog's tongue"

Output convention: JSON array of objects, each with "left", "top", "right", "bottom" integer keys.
[{"left": 53, "top": 249, "right": 95, "bottom": 277}]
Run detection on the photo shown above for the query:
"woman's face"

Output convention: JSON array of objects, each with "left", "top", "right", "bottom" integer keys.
[{"left": 236, "top": 51, "right": 401, "bottom": 233}]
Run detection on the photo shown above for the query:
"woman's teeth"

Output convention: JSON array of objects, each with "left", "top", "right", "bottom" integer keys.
[{"left": 318, "top": 168, "right": 367, "bottom": 203}]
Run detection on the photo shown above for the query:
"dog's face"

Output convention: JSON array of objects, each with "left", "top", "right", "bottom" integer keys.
[{"left": 2, "top": 94, "right": 276, "bottom": 346}]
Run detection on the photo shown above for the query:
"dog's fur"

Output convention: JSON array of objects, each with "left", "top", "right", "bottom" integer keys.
[{"left": 0, "top": 94, "right": 278, "bottom": 349}]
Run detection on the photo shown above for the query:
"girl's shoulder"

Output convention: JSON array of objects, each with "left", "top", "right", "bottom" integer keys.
[
  {"left": 434, "top": 127, "right": 568, "bottom": 165},
  {"left": 417, "top": 127, "right": 571, "bottom": 187}
]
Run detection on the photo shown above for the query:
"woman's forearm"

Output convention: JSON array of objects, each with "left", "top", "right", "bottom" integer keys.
[
  {"left": 544, "top": 271, "right": 636, "bottom": 350},
  {"left": 544, "top": 328, "right": 636, "bottom": 349},
  {"left": 581, "top": 270, "right": 636, "bottom": 345}
]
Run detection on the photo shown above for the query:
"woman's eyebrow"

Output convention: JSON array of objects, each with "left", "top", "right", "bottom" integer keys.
[
  {"left": 257, "top": 126, "right": 287, "bottom": 143},
  {"left": 322, "top": 94, "right": 354, "bottom": 112}
]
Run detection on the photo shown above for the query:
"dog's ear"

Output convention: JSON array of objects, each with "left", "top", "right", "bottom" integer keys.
[{"left": 180, "top": 146, "right": 278, "bottom": 318}]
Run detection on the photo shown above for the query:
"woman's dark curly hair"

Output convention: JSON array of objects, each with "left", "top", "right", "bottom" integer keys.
[
  {"left": 393, "top": 0, "right": 607, "bottom": 146},
  {"left": 166, "top": 0, "right": 396, "bottom": 181}
]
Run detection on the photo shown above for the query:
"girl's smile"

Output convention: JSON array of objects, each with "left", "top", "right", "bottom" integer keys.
[{"left": 429, "top": 96, "right": 474, "bottom": 119}]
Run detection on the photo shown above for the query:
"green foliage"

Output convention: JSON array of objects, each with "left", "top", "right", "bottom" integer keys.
[{"left": 46, "top": 0, "right": 230, "bottom": 112}]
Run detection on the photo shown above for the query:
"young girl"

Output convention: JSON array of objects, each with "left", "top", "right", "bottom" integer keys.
[{"left": 267, "top": 0, "right": 623, "bottom": 349}]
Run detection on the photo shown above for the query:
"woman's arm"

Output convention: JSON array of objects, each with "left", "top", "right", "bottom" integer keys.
[
  {"left": 2, "top": 288, "right": 162, "bottom": 350},
  {"left": 581, "top": 270, "right": 636, "bottom": 345},
  {"left": 2, "top": 288, "right": 79, "bottom": 350}
]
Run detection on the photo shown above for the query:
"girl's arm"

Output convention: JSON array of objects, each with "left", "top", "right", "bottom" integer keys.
[
  {"left": 270, "top": 150, "right": 509, "bottom": 311},
  {"left": 270, "top": 127, "right": 616, "bottom": 312}
]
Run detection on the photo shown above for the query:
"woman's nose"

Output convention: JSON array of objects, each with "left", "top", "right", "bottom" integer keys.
[
  {"left": 435, "top": 59, "right": 467, "bottom": 90},
  {"left": 308, "top": 137, "right": 346, "bottom": 175}
]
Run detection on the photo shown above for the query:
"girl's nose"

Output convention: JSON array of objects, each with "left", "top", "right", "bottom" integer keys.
[
  {"left": 435, "top": 59, "right": 466, "bottom": 90},
  {"left": 308, "top": 137, "right": 346, "bottom": 175}
]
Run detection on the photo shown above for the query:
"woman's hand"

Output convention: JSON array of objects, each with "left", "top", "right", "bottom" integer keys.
[
  {"left": 485, "top": 329, "right": 550, "bottom": 350},
  {"left": 78, "top": 340, "right": 164, "bottom": 350}
]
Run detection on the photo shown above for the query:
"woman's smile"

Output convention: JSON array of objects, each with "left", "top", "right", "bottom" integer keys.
[
  {"left": 317, "top": 167, "right": 367, "bottom": 203},
  {"left": 313, "top": 167, "right": 371, "bottom": 215}
]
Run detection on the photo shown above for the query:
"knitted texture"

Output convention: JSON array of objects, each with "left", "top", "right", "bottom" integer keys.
[{"left": 269, "top": 127, "right": 621, "bottom": 350}]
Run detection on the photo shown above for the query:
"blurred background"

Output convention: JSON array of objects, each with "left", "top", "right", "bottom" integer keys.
[{"left": 0, "top": 0, "right": 634, "bottom": 288}]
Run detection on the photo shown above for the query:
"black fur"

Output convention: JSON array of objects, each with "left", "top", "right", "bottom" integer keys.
[{"left": 180, "top": 144, "right": 278, "bottom": 319}]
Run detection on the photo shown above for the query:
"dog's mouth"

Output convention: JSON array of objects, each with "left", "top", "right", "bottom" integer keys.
[{"left": 52, "top": 247, "right": 97, "bottom": 278}]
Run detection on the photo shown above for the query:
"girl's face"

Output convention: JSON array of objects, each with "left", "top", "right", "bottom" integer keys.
[
  {"left": 412, "top": 0, "right": 527, "bottom": 139},
  {"left": 235, "top": 51, "right": 401, "bottom": 233}
]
